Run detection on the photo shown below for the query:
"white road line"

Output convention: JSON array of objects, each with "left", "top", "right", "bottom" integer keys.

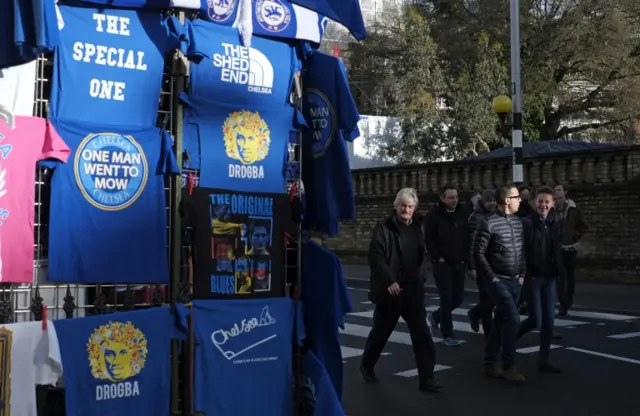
[
  {"left": 566, "top": 347, "right": 640, "bottom": 365},
  {"left": 565, "top": 310, "right": 638, "bottom": 321},
  {"left": 348, "top": 308, "right": 586, "bottom": 331},
  {"left": 340, "top": 323, "right": 461, "bottom": 345},
  {"left": 607, "top": 332, "right": 640, "bottom": 339},
  {"left": 360, "top": 301, "right": 373, "bottom": 305},
  {"left": 347, "top": 287, "right": 369, "bottom": 292},
  {"left": 395, "top": 365, "right": 451, "bottom": 378},
  {"left": 341, "top": 346, "right": 365, "bottom": 359},
  {"left": 516, "top": 345, "right": 563, "bottom": 354},
  {"left": 340, "top": 346, "right": 390, "bottom": 359}
]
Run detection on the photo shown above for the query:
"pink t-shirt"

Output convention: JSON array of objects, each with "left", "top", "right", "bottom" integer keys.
[{"left": 0, "top": 116, "right": 70, "bottom": 283}]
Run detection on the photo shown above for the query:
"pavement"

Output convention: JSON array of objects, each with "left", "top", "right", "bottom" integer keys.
[{"left": 340, "top": 283, "right": 640, "bottom": 416}]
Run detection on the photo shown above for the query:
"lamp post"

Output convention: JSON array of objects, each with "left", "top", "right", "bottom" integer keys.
[
  {"left": 493, "top": 94, "right": 523, "bottom": 183},
  {"left": 509, "top": 0, "right": 523, "bottom": 184},
  {"left": 492, "top": 0, "right": 524, "bottom": 184}
]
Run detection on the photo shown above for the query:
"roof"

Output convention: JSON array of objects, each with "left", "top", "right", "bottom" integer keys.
[{"left": 467, "top": 140, "right": 626, "bottom": 160}]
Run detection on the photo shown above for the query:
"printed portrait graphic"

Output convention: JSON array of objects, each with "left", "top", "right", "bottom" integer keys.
[{"left": 246, "top": 219, "right": 271, "bottom": 256}]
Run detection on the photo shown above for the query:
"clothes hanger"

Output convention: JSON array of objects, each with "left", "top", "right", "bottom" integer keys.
[{"left": 0, "top": 104, "right": 15, "bottom": 129}]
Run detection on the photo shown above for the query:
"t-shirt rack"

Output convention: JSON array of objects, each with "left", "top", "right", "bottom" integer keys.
[{"left": 1, "top": 2, "right": 362, "bottom": 413}]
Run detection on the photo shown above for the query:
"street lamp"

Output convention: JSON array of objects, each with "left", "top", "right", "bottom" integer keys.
[{"left": 508, "top": 0, "right": 524, "bottom": 184}]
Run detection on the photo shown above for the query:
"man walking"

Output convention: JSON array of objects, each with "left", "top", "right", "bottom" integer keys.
[
  {"left": 517, "top": 186, "right": 564, "bottom": 374},
  {"left": 473, "top": 184, "right": 526, "bottom": 383},
  {"left": 466, "top": 189, "right": 496, "bottom": 338},
  {"left": 553, "top": 183, "right": 588, "bottom": 315},
  {"left": 361, "top": 188, "right": 441, "bottom": 392},
  {"left": 425, "top": 185, "right": 468, "bottom": 347}
]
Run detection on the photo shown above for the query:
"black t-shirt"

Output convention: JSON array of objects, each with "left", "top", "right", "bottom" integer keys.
[{"left": 181, "top": 187, "right": 292, "bottom": 299}]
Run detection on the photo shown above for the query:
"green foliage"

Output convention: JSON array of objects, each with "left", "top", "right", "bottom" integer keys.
[{"left": 347, "top": 0, "right": 640, "bottom": 162}]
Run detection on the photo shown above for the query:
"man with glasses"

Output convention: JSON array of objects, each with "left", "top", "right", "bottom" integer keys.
[{"left": 473, "top": 184, "right": 526, "bottom": 383}]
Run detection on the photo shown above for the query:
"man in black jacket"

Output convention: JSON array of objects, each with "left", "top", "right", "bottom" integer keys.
[
  {"left": 361, "top": 188, "right": 441, "bottom": 392},
  {"left": 425, "top": 184, "right": 468, "bottom": 347},
  {"left": 474, "top": 183, "right": 526, "bottom": 383},
  {"left": 517, "top": 186, "right": 565, "bottom": 374},
  {"left": 466, "top": 189, "right": 496, "bottom": 338}
]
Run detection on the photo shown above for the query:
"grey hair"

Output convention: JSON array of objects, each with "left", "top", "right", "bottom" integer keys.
[{"left": 394, "top": 188, "right": 419, "bottom": 207}]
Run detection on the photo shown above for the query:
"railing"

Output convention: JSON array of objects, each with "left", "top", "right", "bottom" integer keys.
[{"left": 351, "top": 146, "right": 640, "bottom": 196}]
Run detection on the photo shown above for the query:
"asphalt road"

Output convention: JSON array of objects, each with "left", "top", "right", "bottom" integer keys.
[{"left": 340, "top": 286, "right": 640, "bottom": 416}]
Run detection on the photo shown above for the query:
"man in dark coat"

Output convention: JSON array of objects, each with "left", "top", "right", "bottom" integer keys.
[
  {"left": 425, "top": 184, "right": 468, "bottom": 347},
  {"left": 518, "top": 186, "right": 565, "bottom": 374},
  {"left": 361, "top": 188, "right": 441, "bottom": 393}
]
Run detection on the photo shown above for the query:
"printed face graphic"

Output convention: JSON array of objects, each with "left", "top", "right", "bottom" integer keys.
[
  {"left": 251, "top": 226, "right": 269, "bottom": 250},
  {"left": 236, "top": 131, "right": 260, "bottom": 164},
  {"left": 103, "top": 340, "right": 131, "bottom": 381}
]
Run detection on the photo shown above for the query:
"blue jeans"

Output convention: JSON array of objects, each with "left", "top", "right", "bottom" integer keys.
[
  {"left": 518, "top": 277, "right": 556, "bottom": 360},
  {"left": 484, "top": 278, "right": 522, "bottom": 368}
]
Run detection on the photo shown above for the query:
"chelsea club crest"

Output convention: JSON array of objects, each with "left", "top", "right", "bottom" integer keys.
[
  {"left": 255, "top": 0, "right": 292, "bottom": 33},
  {"left": 207, "top": 0, "right": 237, "bottom": 23}
]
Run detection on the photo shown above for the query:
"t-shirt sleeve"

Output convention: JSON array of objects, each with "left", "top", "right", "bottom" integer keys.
[
  {"left": 332, "top": 255, "right": 352, "bottom": 328},
  {"left": 163, "top": 15, "right": 190, "bottom": 54},
  {"left": 183, "top": 20, "right": 207, "bottom": 63},
  {"left": 158, "top": 130, "right": 180, "bottom": 175},
  {"left": 38, "top": 120, "right": 70, "bottom": 164},
  {"left": 173, "top": 303, "right": 190, "bottom": 340},
  {"left": 335, "top": 60, "right": 360, "bottom": 141}
]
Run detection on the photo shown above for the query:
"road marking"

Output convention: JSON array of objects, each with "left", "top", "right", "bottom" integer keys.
[
  {"left": 347, "top": 287, "right": 369, "bottom": 292},
  {"left": 341, "top": 346, "right": 365, "bottom": 359},
  {"left": 597, "top": 323, "right": 607, "bottom": 326},
  {"left": 395, "top": 365, "right": 451, "bottom": 378},
  {"left": 348, "top": 308, "right": 586, "bottom": 330},
  {"left": 516, "top": 345, "right": 563, "bottom": 354},
  {"left": 340, "top": 323, "right": 458, "bottom": 345},
  {"left": 607, "top": 332, "right": 640, "bottom": 339},
  {"left": 340, "top": 346, "right": 390, "bottom": 359},
  {"left": 566, "top": 347, "right": 640, "bottom": 365},
  {"left": 565, "top": 310, "right": 638, "bottom": 321},
  {"left": 360, "top": 301, "right": 373, "bottom": 305}
]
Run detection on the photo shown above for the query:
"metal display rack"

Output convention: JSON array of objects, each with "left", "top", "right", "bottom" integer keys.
[{"left": 13, "top": 12, "right": 303, "bottom": 415}]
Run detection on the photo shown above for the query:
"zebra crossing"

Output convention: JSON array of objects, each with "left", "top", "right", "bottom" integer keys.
[{"left": 339, "top": 298, "right": 640, "bottom": 379}]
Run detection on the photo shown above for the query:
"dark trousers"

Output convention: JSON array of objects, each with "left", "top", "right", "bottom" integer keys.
[
  {"left": 485, "top": 278, "right": 522, "bottom": 369},
  {"left": 518, "top": 277, "right": 556, "bottom": 360},
  {"left": 362, "top": 284, "right": 436, "bottom": 382},
  {"left": 558, "top": 250, "right": 577, "bottom": 310},
  {"left": 432, "top": 262, "right": 466, "bottom": 338},
  {"left": 469, "top": 275, "right": 494, "bottom": 339}
]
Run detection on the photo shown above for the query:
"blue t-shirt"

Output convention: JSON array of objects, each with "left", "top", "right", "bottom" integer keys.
[
  {"left": 58, "top": 0, "right": 174, "bottom": 7},
  {"left": 302, "top": 351, "right": 344, "bottom": 416},
  {"left": 301, "top": 240, "right": 352, "bottom": 399},
  {"left": 185, "top": 19, "right": 297, "bottom": 111},
  {"left": 176, "top": 298, "right": 295, "bottom": 416},
  {"left": 302, "top": 51, "right": 359, "bottom": 237},
  {"left": 289, "top": 0, "right": 365, "bottom": 40},
  {"left": 51, "top": 6, "right": 188, "bottom": 126},
  {"left": 45, "top": 118, "right": 179, "bottom": 283},
  {"left": 53, "top": 307, "right": 183, "bottom": 416},
  {"left": 181, "top": 108, "right": 290, "bottom": 193},
  {"left": 1, "top": 0, "right": 58, "bottom": 69},
  {"left": 198, "top": 0, "right": 327, "bottom": 43}
]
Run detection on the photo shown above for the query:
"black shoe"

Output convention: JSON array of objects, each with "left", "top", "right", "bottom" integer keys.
[
  {"left": 557, "top": 308, "right": 568, "bottom": 317},
  {"left": 538, "top": 361, "right": 563, "bottom": 374},
  {"left": 419, "top": 379, "right": 442, "bottom": 392},
  {"left": 359, "top": 364, "right": 379, "bottom": 383},
  {"left": 467, "top": 310, "right": 480, "bottom": 333},
  {"left": 552, "top": 330, "right": 564, "bottom": 340}
]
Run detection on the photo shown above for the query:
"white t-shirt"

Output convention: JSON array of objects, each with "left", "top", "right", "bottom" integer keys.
[
  {"left": 0, "top": 61, "right": 37, "bottom": 117},
  {"left": 0, "top": 321, "right": 62, "bottom": 416}
]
